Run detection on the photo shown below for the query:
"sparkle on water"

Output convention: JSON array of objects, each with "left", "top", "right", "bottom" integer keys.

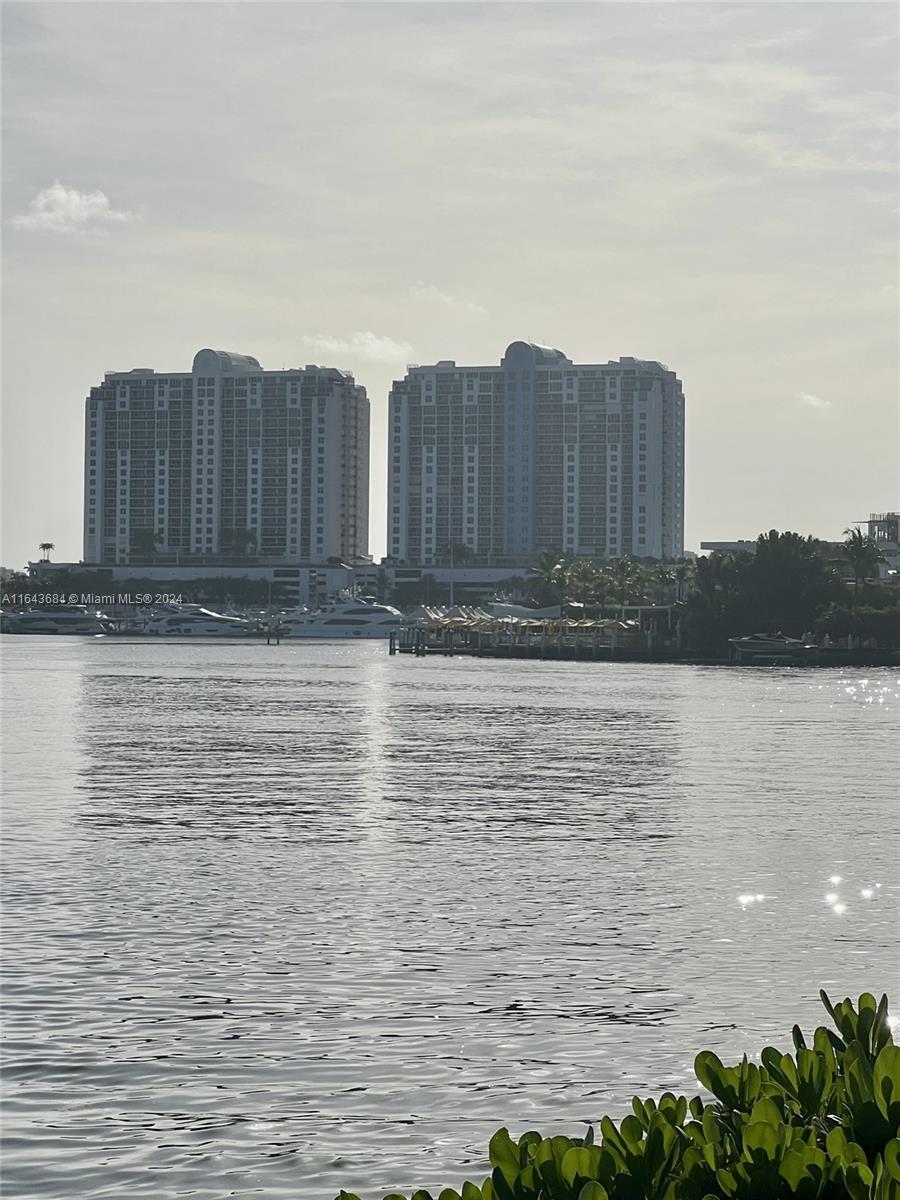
[{"left": 1, "top": 644, "right": 897, "bottom": 1200}]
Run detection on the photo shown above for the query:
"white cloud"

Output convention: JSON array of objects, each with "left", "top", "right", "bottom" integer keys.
[
  {"left": 301, "top": 331, "right": 413, "bottom": 364},
  {"left": 409, "top": 281, "right": 487, "bottom": 316},
  {"left": 798, "top": 392, "right": 833, "bottom": 409},
  {"left": 11, "top": 182, "right": 136, "bottom": 234}
]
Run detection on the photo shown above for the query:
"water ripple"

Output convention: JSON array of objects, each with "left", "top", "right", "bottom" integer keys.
[{"left": 1, "top": 643, "right": 897, "bottom": 1198}]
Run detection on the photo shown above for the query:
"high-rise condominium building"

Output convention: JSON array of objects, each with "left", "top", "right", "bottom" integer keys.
[
  {"left": 387, "top": 340, "right": 684, "bottom": 564},
  {"left": 84, "top": 349, "right": 369, "bottom": 565}
]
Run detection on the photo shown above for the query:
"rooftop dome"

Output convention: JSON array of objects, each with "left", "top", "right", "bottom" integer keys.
[
  {"left": 502, "top": 340, "right": 571, "bottom": 367},
  {"left": 192, "top": 349, "right": 261, "bottom": 374}
]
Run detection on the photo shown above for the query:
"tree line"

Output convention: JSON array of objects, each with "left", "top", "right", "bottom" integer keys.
[{"left": 523, "top": 529, "right": 896, "bottom": 651}]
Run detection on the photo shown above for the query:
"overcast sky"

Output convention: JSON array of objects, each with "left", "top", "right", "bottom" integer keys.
[{"left": 2, "top": 1, "right": 897, "bottom": 569}]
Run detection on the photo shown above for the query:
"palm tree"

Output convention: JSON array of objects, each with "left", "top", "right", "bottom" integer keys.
[
  {"left": 223, "top": 528, "right": 258, "bottom": 558},
  {"left": 529, "top": 548, "right": 572, "bottom": 606},
  {"left": 647, "top": 562, "right": 675, "bottom": 605},
  {"left": 38, "top": 542, "right": 54, "bottom": 563},
  {"left": 437, "top": 541, "right": 474, "bottom": 567},
  {"left": 129, "top": 528, "right": 160, "bottom": 560},
  {"left": 672, "top": 557, "right": 694, "bottom": 603},
  {"left": 566, "top": 559, "right": 601, "bottom": 606},
  {"left": 606, "top": 556, "right": 645, "bottom": 607},
  {"left": 841, "top": 527, "right": 885, "bottom": 611}
]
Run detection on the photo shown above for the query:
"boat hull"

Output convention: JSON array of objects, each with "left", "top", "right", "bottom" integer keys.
[
  {"left": 729, "top": 637, "right": 814, "bottom": 660},
  {"left": 279, "top": 627, "right": 399, "bottom": 639},
  {"left": 1, "top": 615, "right": 109, "bottom": 635}
]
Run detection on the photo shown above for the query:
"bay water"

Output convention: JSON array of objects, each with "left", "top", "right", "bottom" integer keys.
[{"left": 1, "top": 639, "right": 897, "bottom": 1199}]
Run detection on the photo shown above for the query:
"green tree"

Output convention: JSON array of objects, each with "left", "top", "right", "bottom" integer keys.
[
  {"left": 129, "top": 528, "right": 160, "bottom": 560},
  {"left": 841, "top": 526, "right": 885, "bottom": 611},
  {"left": 671, "top": 557, "right": 694, "bottom": 603},
  {"left": 528, "top": 548, "right": 572, "bottom": 606},
  {"left": 683, "top": 533, "right": 841, "bottom": 653},
  {"left": 646, "top": 561, "right": 675, "bottom": 604},
  {"left": 38, "top": 541, "right": 54, "bottom": 563},
  {"left": 436, "top": 541, "right": 474, "bottom": 567},
  {"left": 605, "top": 556, "right": 645, "bottom": 606},
  {"left": 746, "top": 529, "right": 835, "bottom": 631},
  {"left": 222, "top": 528, "right": 258, "bottom": 558},
  {"left": 565, "top": 559, "right": 602, "bottom": 606},
  {"left": 683, "top": 552, "right": 733, "bottom": 653}
]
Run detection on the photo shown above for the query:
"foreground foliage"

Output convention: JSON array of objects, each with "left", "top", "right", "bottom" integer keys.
[{"left": 337, "top": 992, "right": 899, "bottom": 1200}]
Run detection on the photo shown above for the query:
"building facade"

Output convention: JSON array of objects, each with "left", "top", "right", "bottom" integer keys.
[
  {"left": 84, "top": 349, "right": 369, "bottom": 565},
  {"left": 387, "top": 341, "right": 685, "bottom": 565},
  {"left": 863, "top": 512, "right": 899, "bottom": 578}
]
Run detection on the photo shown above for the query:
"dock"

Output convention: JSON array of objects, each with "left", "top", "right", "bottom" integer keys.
[{"left": 389, "top": 614, "right": 899, "bottom": 668}]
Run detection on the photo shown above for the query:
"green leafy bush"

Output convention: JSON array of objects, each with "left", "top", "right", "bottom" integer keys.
[
  {"left": 813, "top": 606, "right": 900, "bottom": 645},
  {"left": 336, "top": 992, "right": 899, "bottom": 1200}
]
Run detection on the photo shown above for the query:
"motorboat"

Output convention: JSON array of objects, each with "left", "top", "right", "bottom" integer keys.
[
  {"left": 0, "top": 606, "right": 111, "bottom": 635},
  {"left": 276, "top": 598, "right": 402, "bottom": 639},
  {"left": 728, "top": 633, "right": 814, "bottom": 659},
  {"left": 143, "top": 605, "right": 256, "bottom": 637}
]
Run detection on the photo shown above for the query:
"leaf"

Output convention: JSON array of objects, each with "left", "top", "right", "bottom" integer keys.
[
  {"left": 577, "top": 1184, "right": 608, "bottom": 1200},
  {"left": 743, "top": 1120, "right": 782, "bottom": 1162},
  {"left": 489, "top": 1129, "right": 520, "bottom": 1185},
  {"left": 619, "top": 1115, "right": 645, "bottom": 1148},
  {"left": 885, "top": 1139, "right": 900, "bottom": 1183},
  {"left": 715, "top": 1167, "right": 738, "bottom": 1196},
  {"left": 490, "top": 1169, "right": 517, "bottom": 1200},
  {"left": 748, "top": 1097, "right": 783, "bottom": 1127},
  {"left": 820, "top": 989, "right": 838, "bottom": 1023},
  {"left": 694, "top": 1051, "right": 725, "bottom": 1095},
  {"left": 874, "top": 1045, "right": 900, "bottom": 1121},
  {"left": 843, "top": 1162, "right": 875, "bottom": 1200},
  {"left": 562, "top": 1146, "right": 601, "bottom": 1188},
  {"left": 599, "top": 1115, "right": 626, "bottom": 1157},
  {"left": 779, "top": 1146, "right": 814, "bottom": 1190}
]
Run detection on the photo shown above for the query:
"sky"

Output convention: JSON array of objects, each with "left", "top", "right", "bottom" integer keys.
[{"left": 2, "top": 1, "right": 897, "bottom": 569}]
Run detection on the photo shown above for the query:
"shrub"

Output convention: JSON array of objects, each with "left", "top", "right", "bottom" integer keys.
[
  {"left": 336, "top": 992, "right": 899, "bottom": 1200},
  {"left": 813, "top": 606, "right": 900, "bottom": 646}
]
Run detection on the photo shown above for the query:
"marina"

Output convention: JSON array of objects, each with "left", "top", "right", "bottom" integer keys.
[
  {"left": 0, "top": 597, "right": 403, "bottom": 640},
  {"left": 389, "top": 609, "right": 900, "bottom": 667}
]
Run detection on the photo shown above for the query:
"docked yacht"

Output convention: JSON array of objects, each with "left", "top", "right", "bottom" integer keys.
[
  {"left": 277, "top": 598, "right": 402, "bottom": 639},
  {"left": 1, "top": 606, "right": 111, "bottom": 635},
  {"left": 143, "top": 605, "right": 256, "bottom": 637},
  {"left": 728, "top": 633, "right": 814, "bottom": 660}
]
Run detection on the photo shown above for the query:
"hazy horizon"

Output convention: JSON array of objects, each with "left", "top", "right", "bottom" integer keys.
[{"left": 2, "top": 1, "right": 897, "bottom": 570}]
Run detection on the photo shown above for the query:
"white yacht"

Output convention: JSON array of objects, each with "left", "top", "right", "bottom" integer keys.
[
  {"left": 277, "top": 598, "right": 402, "bottom": 639},
  {"left": 728, "top": 633, "right": 814, "bottom": 659},
  {"left": 143, "top": 605, "right": 256, "bottom": 637},
  {"left": 1, "top": 606, "right": 111, "bottom": 635}
]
